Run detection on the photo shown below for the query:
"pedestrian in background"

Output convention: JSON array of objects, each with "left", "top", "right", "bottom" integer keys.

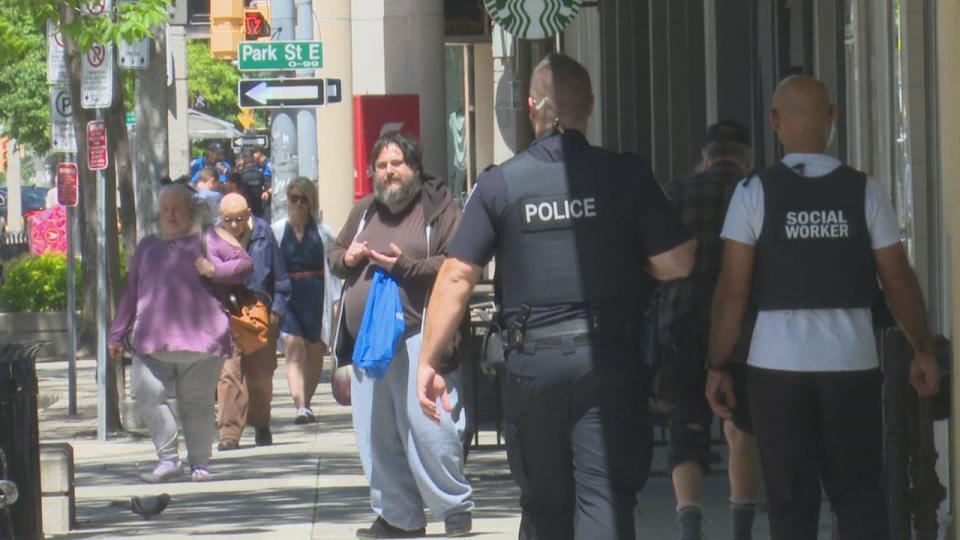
[
  {"left": 195, "top": 166, "right": 223, "bottom": 218},
  {"left": 659, "top": 120, "right": 762, "bottom": 540},
  {"left": 109, "top": 183, "right": 253, "bottom": 483},
  {"left": 216, "top": 193, "right": 291, "bottom": 450},
  {"left": 272, "top": 177, "right": 330, "bottom": 425}
]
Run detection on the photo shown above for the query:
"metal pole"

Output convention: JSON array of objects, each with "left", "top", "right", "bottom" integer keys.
[
  {"left": 66, "top": 157, "right": 78, "bottom": 416},
  {"left": 270, "top": 0, "right": 299, "bottom": 221},
  {"left": 295, "top": 0, "right": 318, "bottom": 182},
  {"left": 96, "top": 110, "right": 108, "bottom": 441}
]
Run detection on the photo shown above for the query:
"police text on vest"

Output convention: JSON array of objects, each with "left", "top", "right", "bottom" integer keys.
[
  {"left": 784, "top": 210, "right": 849, "bottom": 239},
  {"left": 524, "top": 198, "right": 597, "bottom": 224}
]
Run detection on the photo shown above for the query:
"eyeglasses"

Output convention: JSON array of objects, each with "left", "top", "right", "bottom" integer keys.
[
  {"left": 221, "top": 216, "right": 247, "bottom": 224},
  {"left": 288, "top": 193, "right": 309, "bottom": 205}
]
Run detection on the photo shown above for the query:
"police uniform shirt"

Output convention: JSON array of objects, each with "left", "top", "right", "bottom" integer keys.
[
  {"left": 446, "top": 130, "right": 691, "bottom": 327},
  {"left": 721, "top": 153, "right": 901, "bottom": 372}
]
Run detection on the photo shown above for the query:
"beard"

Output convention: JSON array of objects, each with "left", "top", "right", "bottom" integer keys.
[{"left": 375, "top": 173, "right": 423, "bottom": 207}]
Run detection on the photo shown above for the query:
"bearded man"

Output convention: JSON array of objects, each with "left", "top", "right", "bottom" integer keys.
[{"left": 328, "top": 131, "right": 473, "bottom": 539}]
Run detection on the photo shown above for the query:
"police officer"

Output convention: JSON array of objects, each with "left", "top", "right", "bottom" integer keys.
[
  {"left": 416, "top": 53, "right": 696, "bottom": 540},
  {"left": 706, "top": 75, "right": 940, "bottom": 540}
]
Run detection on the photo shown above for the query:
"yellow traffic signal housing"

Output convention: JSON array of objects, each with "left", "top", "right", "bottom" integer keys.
[
  {"left": 210, "top": 0, "right": 244, "bottom": 59},
  {"left": 0, "top": 137, "right": 8, "bottom": 173},
  {"left": 244, "top": 4, "right": 271, "bottom": 41},
  {"left": 237, "top": 108, "right": 256, "bottom": 130}
]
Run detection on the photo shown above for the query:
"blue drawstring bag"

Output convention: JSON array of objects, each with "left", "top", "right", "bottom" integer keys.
[{"left": 352, "top": 268, "right": 406, "bottom": 379}]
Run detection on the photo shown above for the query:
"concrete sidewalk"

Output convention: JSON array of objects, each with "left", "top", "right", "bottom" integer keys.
[{"left": 32, "top": 357, "right": 833, "bottom": 539}]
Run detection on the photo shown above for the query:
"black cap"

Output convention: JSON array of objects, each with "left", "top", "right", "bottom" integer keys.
[{"left": 705, "top": 119, "right": 750, "bottom": 147}]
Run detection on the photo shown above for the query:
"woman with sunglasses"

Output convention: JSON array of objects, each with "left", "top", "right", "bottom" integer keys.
[{"left": 272, "top": 177, "right": 339, "bottom": 424}]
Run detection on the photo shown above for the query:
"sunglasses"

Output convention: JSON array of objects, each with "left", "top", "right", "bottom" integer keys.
[
  {"left": 221, "top": 216, "right": 247, "bottom": 224},
  {"left": 288, "top": 193, "right": 309, "bottom": 205}
]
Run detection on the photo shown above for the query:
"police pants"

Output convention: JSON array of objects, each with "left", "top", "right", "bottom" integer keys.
[
  {"left": 748, "top": 366, "right": 888, "bottom": 540},
  {"left": 503, "top": 338, "right": 652, "bottom": 540},
  {"left": 351, "top": 333, "right": 475, "bottom": 531}
]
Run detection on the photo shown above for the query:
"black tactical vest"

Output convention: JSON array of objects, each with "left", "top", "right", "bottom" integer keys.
[
  {"left": 495, "top": 142, "right": 646, "bottom": 310},
  {"left": 751, "top": 162, "right": 879, "bottom": 310}
]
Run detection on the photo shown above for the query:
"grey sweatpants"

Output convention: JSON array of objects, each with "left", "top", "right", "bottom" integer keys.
[
  {"left": 131, "top": 353, "right": 224, "bottom": 466},
  {"left": 351, "top": 333, "right": 474, "bottom": 530}
]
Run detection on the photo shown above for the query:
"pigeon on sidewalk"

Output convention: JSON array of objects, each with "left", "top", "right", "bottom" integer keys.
[{"left": 109, "top": 493, "right": 171, "bottom": 520}]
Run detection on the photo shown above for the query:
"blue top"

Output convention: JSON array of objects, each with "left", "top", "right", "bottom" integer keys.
[
  {"left": 190, "top": 156, "right": 232, "bottom": 183},
  {"left": 245, "top": 217, "right": 291, "bottom": 318}
]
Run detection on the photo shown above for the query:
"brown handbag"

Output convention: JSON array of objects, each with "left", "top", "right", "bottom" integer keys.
[
  {"left": 199, "top": 227, "right": 271, "bottom": 355},
  {"left": 223, "top": 289, "right": 271, "bottom": 355}
]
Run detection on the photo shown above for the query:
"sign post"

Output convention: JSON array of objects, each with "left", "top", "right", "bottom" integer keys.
[
  {"left": 238, "top": 41, "right": 323, "bottom": 71},
  {"left": 57, "top": 161, "right": 79, "bottom": 416}
]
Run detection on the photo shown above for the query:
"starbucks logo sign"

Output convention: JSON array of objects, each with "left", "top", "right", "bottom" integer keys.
[{"left": 483, "top": 0, "right": 584, "bottom": 40}]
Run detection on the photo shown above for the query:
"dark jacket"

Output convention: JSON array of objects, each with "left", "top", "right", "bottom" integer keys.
[
  {"left": 328, "top": 175, "right": 464, "bottom": 371},
  {"left": 245, "top": 216, "right": 291, "bottom": 319}
]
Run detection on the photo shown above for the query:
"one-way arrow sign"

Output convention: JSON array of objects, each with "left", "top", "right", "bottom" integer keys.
[{"left": 238, "top": 78, "right": 326, "bottom": 109}]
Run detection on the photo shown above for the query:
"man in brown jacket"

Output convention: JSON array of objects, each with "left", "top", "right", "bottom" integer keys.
[{"left": 328, "top": 131, "right": 473, "bottom": 539}]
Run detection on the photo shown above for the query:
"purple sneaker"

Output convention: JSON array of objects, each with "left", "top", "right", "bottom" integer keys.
[
  {"left": 190, "top": 465, "right": 211, "bottom": 482},
  {"left": 140, "top": 459, "right": 183, "bottom": 483}
]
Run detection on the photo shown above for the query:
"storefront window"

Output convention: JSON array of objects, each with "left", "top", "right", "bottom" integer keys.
[
  {"left": 445, "top": 46, "right": 469, "bottom": 202},
  {"left": 891, "top": 0, "right": 915, "bottom": 258}
]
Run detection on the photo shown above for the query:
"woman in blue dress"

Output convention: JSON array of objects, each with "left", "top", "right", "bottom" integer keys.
[{"left": 276, "top": 177, "right": 328, "bottom": 424}]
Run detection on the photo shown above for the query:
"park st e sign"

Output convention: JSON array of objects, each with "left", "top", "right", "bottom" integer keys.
[{"left": 238, "top": 41, "right": 323, "bottom": 71}]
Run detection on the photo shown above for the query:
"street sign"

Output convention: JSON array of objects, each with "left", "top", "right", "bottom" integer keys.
[
  {"left": 81, "top": 42, "right": 114, "bottom": 109},
  {"left": 50, "top": 87, "right": 78, "bottom": 153},
  {"left": 233, "top": 134, "right": 269, "bottom": 148},
  {"left": 238, "top": 41, "right": 323, "bottom": 71},
  {"left": 119, "top": 38, "right": 150, "bottom": 69},
  {"left": 57, "top": 163, "right": 79, "bottom": 207},
  {"left": 87, "top": 121, "right": 108, "bottom": 171},
  {"left": 47, "top": 21, "right": 68, "bottom": 84},
  {"left": 83, "top": 0, "right": 112, "bottom": 16},
  {"left": 118, "top": 0, "right": 150, "bottom": 69},
  {"left": 238, "top": 78, "right": 326, "bottom": 109},
  {"left": 326, "top": 79, "right": 343, "bottom": 103}
]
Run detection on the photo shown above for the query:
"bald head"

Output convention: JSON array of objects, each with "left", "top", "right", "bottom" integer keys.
[
  {"left": 220, "top": 192, "right": 248, "bottom": 214},
  {"left": 528, "top": 54, "right": 594, "bottom": 136},
  {"left": 219, "top": 192, "right": 251, "bottom": 240},
  {"left": 770, "top": 75, "right": 837, "bottom": 154}
]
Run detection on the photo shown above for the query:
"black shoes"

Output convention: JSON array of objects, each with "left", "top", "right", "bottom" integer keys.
[
  {"left": 255, "top": 427, "right": 273, "bottom": 446},
  {"left": 444, "top": 511, "right": 472, "bottom": 537},
  {"left": 355, "top": 517, "right": 426, "bottom": 539}
]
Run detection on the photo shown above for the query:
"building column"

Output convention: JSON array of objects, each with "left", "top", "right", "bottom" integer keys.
[
  {"left": 351, "top": 0, "right": 446, "bottom": 177},
  {"left": 935, "top": 2, "right": 960, "bottom": 537},
  {"left": 315, "top": 0, "right": 354, "bottom": 230}
]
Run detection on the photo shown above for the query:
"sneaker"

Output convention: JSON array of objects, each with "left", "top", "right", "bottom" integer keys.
[
  {"left": 355, "top": 516, "right": 425, "bottom": 539},
  {"left": 140, "top": 459, "right": 183, "bottom": 483},
  {"left": 444, "top": 511, "right": 472, "bottom": 537},
  {"left": 255, "top": 427, "right": 273, "bottom": 446},
  {"left": 190, "top": 465, "right": 211, "bottom": 482},
  {"left": 294, "top": 407, "right": 317, "bottom": 425},
  {"left": 217, "top": 439, "right": 239, "bottom": 451}
]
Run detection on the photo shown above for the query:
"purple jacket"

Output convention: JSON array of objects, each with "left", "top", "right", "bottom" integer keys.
[{"left": 108, "top": 228, "right": 253, "bottom": 358}]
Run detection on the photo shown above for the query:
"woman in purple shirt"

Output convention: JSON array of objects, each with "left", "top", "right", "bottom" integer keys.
[{"left": 109, "top": 184, "right": 253, "bottom": 483}]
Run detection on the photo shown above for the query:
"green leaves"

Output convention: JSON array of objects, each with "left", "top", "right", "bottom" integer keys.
[
  {"left": 187, "top": 40, "right": 244, "bottom": 128},
  {"left": 0, "top": 253, "right": 79, "bottom": 312}
]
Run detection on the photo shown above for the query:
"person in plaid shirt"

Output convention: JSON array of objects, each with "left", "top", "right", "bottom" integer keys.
[{"left": 658, "top": 120, "right": 761, "bottom": 540}]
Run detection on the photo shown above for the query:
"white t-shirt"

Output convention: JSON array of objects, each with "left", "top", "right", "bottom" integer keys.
[{"left": 721, "top": 153, "right": 902, "bottom": 372}]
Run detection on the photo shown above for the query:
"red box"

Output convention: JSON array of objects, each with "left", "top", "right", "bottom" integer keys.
[{"left": 352, "top": 94, "right": 420, "bottom": 202}]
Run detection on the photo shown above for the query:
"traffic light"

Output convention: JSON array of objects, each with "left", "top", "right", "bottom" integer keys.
[
  {"left": 210, "top": 0, "right": 243, "bottom": 59},
  {"left": 0, "top": 137, "right": 8, "bottom": 173},
  {"left": 244, "top": 6, "right": 271, "bottom": 40}
]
